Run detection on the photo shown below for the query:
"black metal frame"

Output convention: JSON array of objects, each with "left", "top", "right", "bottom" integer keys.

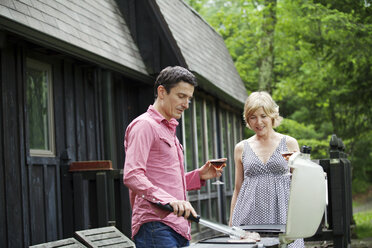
[{"left": 305, "top": 134, "right": 353, "bottom": 247}]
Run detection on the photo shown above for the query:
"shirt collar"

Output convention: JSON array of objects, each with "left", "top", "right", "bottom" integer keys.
[{"left": 147, "top": 105, "right": 179, "bottom": 131}]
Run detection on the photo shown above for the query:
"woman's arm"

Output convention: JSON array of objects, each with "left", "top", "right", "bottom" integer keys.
[
  {"left": 229, "top": 141, "right": 245, "bottom": 226},
  {"left": 286, "top": 135, "right": 300, "bottom": 152}
]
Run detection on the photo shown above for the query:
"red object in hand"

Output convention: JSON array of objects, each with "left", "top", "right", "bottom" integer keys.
[
  {"left": 210, "top": 159, "right": 226, "bottom": 169},
  {"left": 281, "top": 152, "right": 294, "bottom": 161}
]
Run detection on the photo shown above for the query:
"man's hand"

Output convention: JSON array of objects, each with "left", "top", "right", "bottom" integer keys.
[
  {"left": 199, "top": 158, "right": 227, "bottom": 180},
  {"left": 169, "top": 200, "right": 197, "bottom": 220}
]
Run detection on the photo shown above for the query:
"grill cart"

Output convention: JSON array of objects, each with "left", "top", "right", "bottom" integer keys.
[{"left": 190, "top": 151, "right": 327, "bottom": 248}]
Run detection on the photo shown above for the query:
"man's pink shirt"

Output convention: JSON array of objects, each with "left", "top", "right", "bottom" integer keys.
[{"left": 123, "top": 105, "right": 205, "bottom": 240}]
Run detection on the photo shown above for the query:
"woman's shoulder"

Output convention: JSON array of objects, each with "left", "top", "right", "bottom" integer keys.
[
  {"left": 280, "top": 133, "right": 299, "bottom": 151},
  {"left": 235, "top": 138, "right": 251, "bottom": 151},
  {"left": 284, "top": 134, "right": 298, "bottom": 143},
  {"left": 235, "top": 140, "right": 245, "bottom": 150}
]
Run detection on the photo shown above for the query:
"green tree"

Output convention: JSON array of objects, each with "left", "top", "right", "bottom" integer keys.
[{"left": 185, "top": 0, "right": 372, "bottom": 193}]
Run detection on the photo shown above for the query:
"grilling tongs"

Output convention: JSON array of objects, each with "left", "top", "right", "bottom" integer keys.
[{"left": 155, "top": 202, "right": 248, "bottom": 239}]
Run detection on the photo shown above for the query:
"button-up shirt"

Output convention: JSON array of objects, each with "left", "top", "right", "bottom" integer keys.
[{"left": 123, "top": 105, "right": 205, "bottom": 240}]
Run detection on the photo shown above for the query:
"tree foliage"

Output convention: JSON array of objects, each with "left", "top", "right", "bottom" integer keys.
[{"left": 185, "top": 0, "right": 372, "bottom": 193}]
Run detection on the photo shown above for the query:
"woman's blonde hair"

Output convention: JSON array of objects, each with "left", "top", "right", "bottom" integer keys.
[{"left": 243, "top": 91, "right": 283, "bottom": 129}]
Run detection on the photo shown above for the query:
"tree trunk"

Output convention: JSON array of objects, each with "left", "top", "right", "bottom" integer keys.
[{"left": 258, "top": 0, "right": 277, "bottom": 93}]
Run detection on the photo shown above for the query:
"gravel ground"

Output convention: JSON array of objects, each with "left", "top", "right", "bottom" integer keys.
[
  {"left": 303, "top": 195, "right": 372, "bottom": 248},
  {"left": 304, "top": 238, "right": 372, "bottom": 248},
  {"left": 354, "top": 199, "right": 372, "bottom": 214}
]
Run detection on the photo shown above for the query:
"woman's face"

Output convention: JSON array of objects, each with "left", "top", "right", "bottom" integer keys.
[{"left": 248, "top": 107, "right": 273, "bottom": 136}]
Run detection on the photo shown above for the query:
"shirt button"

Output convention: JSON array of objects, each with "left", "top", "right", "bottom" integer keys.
[
  {"left": 142, "top": 195, "right": 145, "bottom": 198},
  {"left": 153, "top": 198, "right": 155, "bottom": 201}
]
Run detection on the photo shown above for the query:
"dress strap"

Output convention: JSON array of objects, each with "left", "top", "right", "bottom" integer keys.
[
  {"left": 242, "top": 139, "right": 250, "bottom": 163},
  {"left": 278, "top": 135, "right": 288, "bottom": 151}
]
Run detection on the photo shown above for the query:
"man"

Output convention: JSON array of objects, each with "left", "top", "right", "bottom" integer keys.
[{"left": 123, "top": 66, "right": 223, "bottom": 247}]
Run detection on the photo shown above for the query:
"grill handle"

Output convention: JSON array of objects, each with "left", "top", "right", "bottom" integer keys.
[{"left": 155, "top": 202, "right": 200, "bottom": 223}]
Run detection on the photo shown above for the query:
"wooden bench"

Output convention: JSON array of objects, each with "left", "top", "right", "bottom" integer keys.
[
  {"left": 75, "top": 226, "right": 135, "bottom": 248},
  {"left": 29, "top": 238, "right": 86, "bottom": 248}
]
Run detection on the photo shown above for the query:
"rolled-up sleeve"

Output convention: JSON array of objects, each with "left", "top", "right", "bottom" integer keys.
[{"left": 186, "top": 170, "right": 206, "bottom": 191}]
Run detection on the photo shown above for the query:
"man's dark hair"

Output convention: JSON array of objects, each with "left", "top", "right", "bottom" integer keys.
[{"left": 154, "top": 66, "right": 197, "bottom": 98}]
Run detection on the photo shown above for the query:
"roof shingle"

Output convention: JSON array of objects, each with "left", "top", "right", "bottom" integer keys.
[
  {"left": 0, "top": 0, "right": 147, "bottom": 74},
  {"left": 155, "top": 0, "right": 247, "bottom": 105}
]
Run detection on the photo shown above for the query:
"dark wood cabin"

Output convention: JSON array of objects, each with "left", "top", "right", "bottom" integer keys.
[{"left": 0, "top": 0, "right": 247, "bottom": 247}]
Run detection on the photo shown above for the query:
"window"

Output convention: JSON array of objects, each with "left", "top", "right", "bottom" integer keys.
[
  {"left": 195, "top": 98, "right": 207, "bottom": 193},
  {"left": 220, "top": 106, "right": 244, "bottom": 208},
  {"left": 195, "top": 98, "right": 204, "bottom": 167},
  {"left": 206, "top": 100, "right": 215, "bottom": 160},
  {"left": 220, "top": 109, "right": 231, "bottom": 188},
  {"left": 183, "top": 101, "right": 194, "bottom": 172},
  {"left": 183, "top": 93, "right": 244, "bottom": 232},
  {"left": 26, "top": 58, "right": 55, "bottom": 157}
]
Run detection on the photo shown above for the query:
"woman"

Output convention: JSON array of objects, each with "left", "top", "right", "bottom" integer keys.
[{"left": 229, "top": 91, "right": 304, "bottom": 247}]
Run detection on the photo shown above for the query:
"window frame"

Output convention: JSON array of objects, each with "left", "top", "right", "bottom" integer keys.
[{"left": 26, "top": 58, "right": 56, "bottom": 157}]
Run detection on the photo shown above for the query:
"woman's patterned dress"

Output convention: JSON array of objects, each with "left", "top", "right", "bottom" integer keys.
[{"left": 231, "top": 136, "right": 304, "bottom": 248}]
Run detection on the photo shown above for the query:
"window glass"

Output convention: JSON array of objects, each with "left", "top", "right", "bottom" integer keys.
[
  {"left": 206, "top": 100, "right": 217, "bottom": 190},
  {"left": 210, "top": 198, "right": 218, "bottom": 222},
  {"left": 200, "top": 200, "right": 208, "bottom": 230},
  {"left": 228, "top": 113, "right": 235, "bottom": 190},
  {"left": 232, "top": 113, "right": 243, "bottom": 187},
  {"left": 235, "top": 113, "right": 242, "bottom": 142},
  {"left": 221, "top": 109, "right": 230, "bottom": 189},
  {"left": 26, "top": 58, "right": 55, "bottom": 156},
  {"left": 190, "top": 200, "right": 199, "bottom": 233},
  {"left": 195, "top": 98, "right": 207, "bottom": 193},
  {"left": 206, "top": 100, "right": 214, "bottom": 159},
  {"left": 225, "top": 112, "right": 232, "bottom": 190},
  {"left": 184, "top": 106, "right": 193, "bottom": 172},
  {"left": 195, "top": 98, "right": 204, "bottom": 167},
  {"left": 226, "top": 196, "right": 232, "bottom": 221}
]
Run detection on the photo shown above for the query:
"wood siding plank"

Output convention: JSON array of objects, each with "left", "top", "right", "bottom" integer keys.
[
  {"left": 113, "top": 80, "right": 125, "bottom": 169},
  {"left": 44, "top": 165, "right": 58, "bottom": 241},
  {"left": 74, "top": 67, "right": 87, "bottom": 161},
  {"left": 96, "top": 172, "right": 108, "bottom": 227},
  {"left": 18, "top": 45, "right": 31, "bottom": 247},
  {"left": 2, "top": 43, "right": 24, "bottom": 248},
  {"left": 84, "top": 69, "right": 97, "bottom": 161},
  {"left": 29, "top": 164, "right": 46, "bottom": 244},
  {"left": 72, "top": 173, "right": 86, "bottom": 230},
  {"left": 61, "top": 166, "right": 75, "bottom": 238},
  {"left": 64, "top": 61, "right": 77, "bottom": 162},
  {"left": 117, "top": 178, "right": 132, "bottom": 238},
  {"left": 0, "top": 40, "right": 7, "bottom": 248},
  {"left": 95, "top": 70, "right": 104, "bottom": 161}
]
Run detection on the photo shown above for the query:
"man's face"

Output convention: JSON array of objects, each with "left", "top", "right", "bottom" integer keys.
[{"left": 158, "top": 81, "right": 194, "bottom": 120}]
